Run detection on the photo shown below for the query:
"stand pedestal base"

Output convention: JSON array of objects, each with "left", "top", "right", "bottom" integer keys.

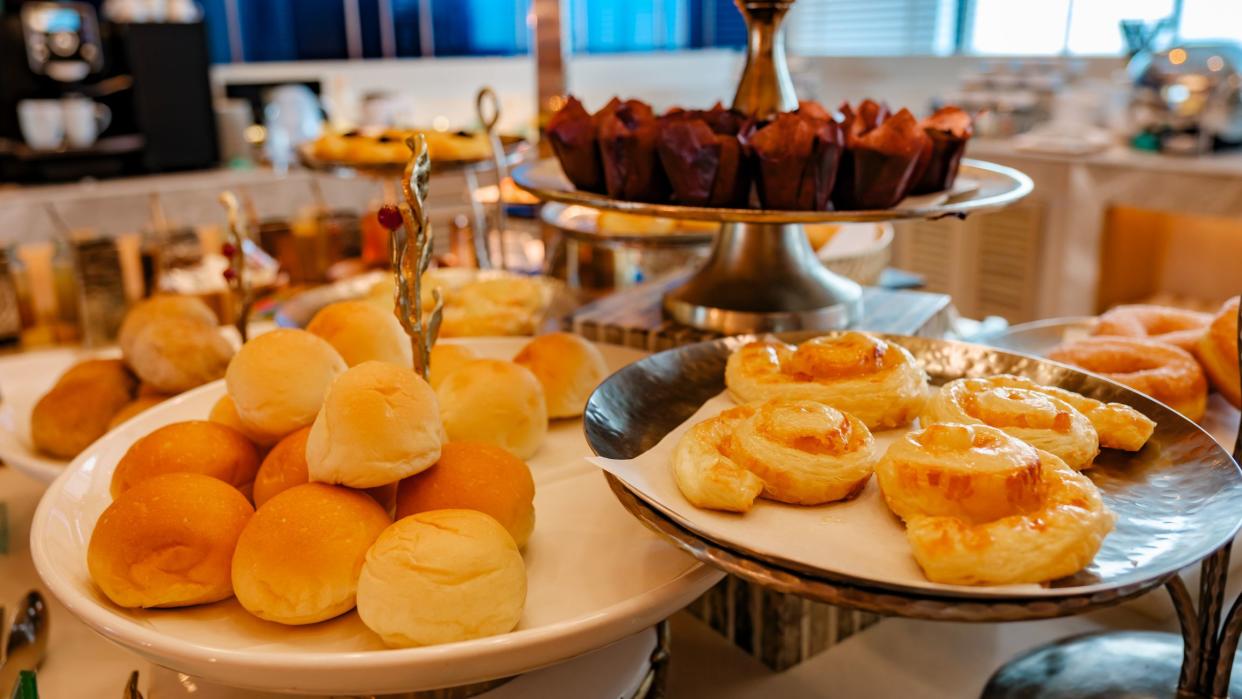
[
  {"left": 661, "top": 221, "right": 863, "bottom": 334},
  {"left": 981, "top": 631, "right": 1242, "bottom": 699}
]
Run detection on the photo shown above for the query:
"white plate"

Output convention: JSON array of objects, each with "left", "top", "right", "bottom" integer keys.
[
  {"left": 0, "top": 347, "right": 115, "bottom": 483},
  {"left": 31, "top": 338, "right": 720, "bottom": 695},
  {"left": 0, "top": 324, "right": 271, "bottom": 485}
]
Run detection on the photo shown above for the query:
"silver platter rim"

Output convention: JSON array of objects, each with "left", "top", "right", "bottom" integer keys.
[{"left": 584, "top": 331, "right": 1242, "bottom": 619}]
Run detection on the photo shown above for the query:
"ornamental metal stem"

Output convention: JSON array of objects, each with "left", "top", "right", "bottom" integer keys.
[
  {"left": 476, "top": 86, "right": 508, "bottom": 270},
  {"left": 217, "top": 191, "right": 254, "bottom": 343},
  {"left": 392, "top": 133, "right": 444, "bottom": 380}
]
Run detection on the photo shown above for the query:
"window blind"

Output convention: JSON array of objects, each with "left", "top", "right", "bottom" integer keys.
[{"left": 785, "top": 0, "right": 959, "bottom": 56}]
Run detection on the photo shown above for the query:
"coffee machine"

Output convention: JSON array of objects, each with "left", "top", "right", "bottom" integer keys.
[{"left": 0, "top": 0, "right": 219, "bottom": 182}]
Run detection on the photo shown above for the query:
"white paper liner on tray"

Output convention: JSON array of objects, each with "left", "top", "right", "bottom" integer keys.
[{"left": 588, "top": 388, "right": 1050, "bottom": 597}]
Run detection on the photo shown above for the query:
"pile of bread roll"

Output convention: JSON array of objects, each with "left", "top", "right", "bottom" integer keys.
[
  {"left": 673, "top": 331, "right": 1156, "bottom": 586},
  {"left": 365, "top": 272, "right": 554, "bottom": 338},
  {"left": 86, "top": 296, "right": 609, "bottom": 648},
  {"left": 31, "top": 295, "right": 233, "bottom": 459}
]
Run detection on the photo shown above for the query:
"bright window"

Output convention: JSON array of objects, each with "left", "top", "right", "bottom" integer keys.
[
  {"left": 786, "top": 0, "right": 959, "bottom": 56},
  {"left": 1179, "top": 0, "right": 1242, "bottom": 44}
]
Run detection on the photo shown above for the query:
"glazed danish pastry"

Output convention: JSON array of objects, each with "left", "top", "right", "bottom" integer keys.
[
  {"left": 724, "top": 332, "right": 929, "bottom": 430},
  {"left": 1196, "top": 296, "right": 1240, "bottom": 409},
  {"left": 979, "top": 375, "right": 1155, "bottom": 452},
  {"left": 673, "top": 399, "right": 879, "bottom": 512},
  {"left": 876, "top": 424, "right": 1115, "bottom": 586},
  {"left": 1049, "top": 337, "right": 1207, "bottom": 422},
  {"left": 922, "top": 378, "right": 1099, "bottom": 470}
]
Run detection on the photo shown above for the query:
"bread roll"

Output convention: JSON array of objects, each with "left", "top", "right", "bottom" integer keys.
[
  {"left": 307, "top": 300, "right": 413, "bottom": 368},
  {"left": 253, "top": 427, "right": 311, "bottom": 508},
  {"left": 31, "top": 359, "right": 137, "bottom": 459},
  {"left": 126, "top": 317, "right": 234, "bottom": 394},
  {"left": 110, "top": 420, "right": 261, "bottom": 498},
  {"left": 396, "top": 443, "right": 535, "bottom": 548},
  {"left": 307, "top": 361, "right": 443, "bottom": 488},
  {"left": 208, "top": 394, "right": 283, "bottom": 447},
  {"left": 107, "top": 395, "right": 168, "bottom": 430},
  {"left": 225, "top": 329, "right": 346, "bottom": 437},
  {"left": 436, "top": 360, "right": 547, "bottom": 459},
  {"left": 356, "top": 510, "right": 526, "bottom": 647},
  {"left": 87, "top": 473, "right": 253, "bottom": 608},
  {"left": 429, "top": 343, "right": 478, "bottom": 389},
  {"left": 118, "top": 295, "right": 218, "bottom": 358},
  {"left": 513, "top": 333, "right": 608, "bottom": 418},
  {"left": 231, "top": 483, "right": 391, "bottom": 625}
]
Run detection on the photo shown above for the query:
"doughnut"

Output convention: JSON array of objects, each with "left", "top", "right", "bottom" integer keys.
[
  {"left": 673, "top": 399, "right": 879, "bottom": 512},
  {"left": 922, "top": 378, "right": 1099, "bottom": 470},
  {"left": 725, "top": 332, "right": 929, "bottom": 430},
  {"left": 1196, "top": 296, "right": 1240, "bottom": 409},
  {"left": 1094, "top": 304, "right": 1212, "bottom": 353},
  {"left": 876, "top": 423, "right": 1115, "bottom": 586},
  {"left": 1049, "top": 337, "right": 1207, "bottom": 422},
  {"left": 979, "top": 375, "right": 1154, "bottom": 452}
]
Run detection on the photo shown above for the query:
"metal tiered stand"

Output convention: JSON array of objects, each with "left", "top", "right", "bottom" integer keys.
[
  {"left": 298, "top": 87, "right": 529, "bottom": 271},
  {"left": 518, "top": 1, "right": 1242, "bottom": 697},
  {"left": 513, "top": 1, "right": 1030, "bottom": 335}
]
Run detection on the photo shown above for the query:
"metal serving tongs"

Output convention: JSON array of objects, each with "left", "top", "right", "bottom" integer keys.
[
  {"left": 0, "top": 592, "right": 49, "bottom": 698},
  {"left": 476, "top": 86, "right": 509, "bottom": 271}
]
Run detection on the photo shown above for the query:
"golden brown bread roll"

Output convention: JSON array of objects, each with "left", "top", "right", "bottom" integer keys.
[
  {"left": 225, "top": 329, "right": 347, "bottom": 437},
  {"left": 1197, "top": 296, "right": 1240, "bottom": 409},
  {"left": 207, "top": 394, "right": 284, "bottom": 447},
  {"left": 117, "top": 295, "right": 218, "bottom": 358},
  {"left": 876, "top": 424, "right": 1115, "bottom": 585},
  {"left": 725, "top": 332, "right": 929, "bottom": 430},
  {"left": 513, "top": 333, "right": 608, "bottom": 418},
  {"left": 107, "top": 395, "right": 168, "bottom": 430},
  {"left": 31, "top": 359, "right": 137, "bottom": 459},
  {"left": 125, "top": 317, "right": 234, "bottom": 394},
  {"left": 436, "top": 359, "right": 547, "bottom": 460},
  {"left": 356, "top": 509, "right": 526, "bottom": 647},
  {"left": 306, "top": 361, "right": 444, "bottom": 488},
  {"left": 253, "top": 427, "right": 312, "bottom": 508},
  {"left": 231, "top": 483, "right": 391, "bottom": 625},
  {"left": 396, "top": 442, "right": 536, "bottom": 548},
  {"left": 110, "top": 421, "right": 261, "bottom": 498},
  {"left": 428, "top": 343, "right": 478, "bottom": 390},
  {"left": 307, "top": 300, "right": 413, "bottom": 368},
  {"left": 87, "top": 473, "right": 254, "bottom": 608}
]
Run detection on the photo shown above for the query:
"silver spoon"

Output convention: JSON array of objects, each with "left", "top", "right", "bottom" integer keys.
[{"left": 0, "top": 592, "right": 48, "bottom": 695}]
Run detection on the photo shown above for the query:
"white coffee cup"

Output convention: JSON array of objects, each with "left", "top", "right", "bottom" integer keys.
[
  {"left": 62, "top": 97, "right": 112, "bottom": 148},
  {"left": 17, "top": 100, "right": 65, "bottom": 150}
]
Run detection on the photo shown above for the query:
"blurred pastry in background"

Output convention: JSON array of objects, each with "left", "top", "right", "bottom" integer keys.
[
  {"left": 31, "top": 359, "right": 137, "bottom": 459},
  {"left": 1197, "top": 296, "right": 1241, "bottom": 409},
  {"left": 125, "top": 317, "right": 234, "bottom": 394},
  {"left": 1093, "top": 304, "right": 1212, "bottom": 353},
  {"left": 1049, "top": 336, "right": 1208, "bottom": 421},
  {"left": 107, "top": 395, "right": 169, "bottom": 430}
]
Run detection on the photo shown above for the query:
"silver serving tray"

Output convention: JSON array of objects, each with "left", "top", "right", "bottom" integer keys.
[
  {"left": 584, "top": 332, "right": 1242, "bottom": 619},
  {"left": 514, "top": 158, "right": 1031, "bottom": 224}
]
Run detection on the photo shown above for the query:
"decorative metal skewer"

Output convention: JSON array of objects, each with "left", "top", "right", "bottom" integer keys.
[
  {"left": 217, "top": 191, "right": 255, "bottom": 343},
  {"left": 476, "top": 86, "right": 509, "bottom": 270},
  {"left": 377, "top": 133, "right": 444, "bottom": 381}
]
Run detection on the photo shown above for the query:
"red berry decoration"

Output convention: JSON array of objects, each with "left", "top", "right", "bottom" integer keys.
[
  {"left": 377, "top": 204, "right": 403, "bottom": 231},
  {"left": 221, "top": 242, "right": 237, "bottom": 257},
  {"left": 222, "top": 268, "right": 236, "bottom": 281}
]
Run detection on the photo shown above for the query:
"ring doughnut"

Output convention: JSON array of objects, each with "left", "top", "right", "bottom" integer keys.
[
  {"left": 1196, "top": 296, "right": 1240, "bottom": 409},
  {"left": 1049, "top": 337, "right": 1207, "bottom": 422},
  {"left": 978, "top": 374, "right": 1154, "bottom": 452},
  {"left": 876, "top": 423, "right": 1115, "bottom": 586},
  {"left": 724, "top": 332, "right": 929, "bottom": 430},
  {"left": 673, "top": 399, "right": 879, "bottom": 511},
  {"left": 922, "top": 378, "right": 1099, "bottom": 470},
  {"left": 1094, "top": 304, "right": 1212, "bottom": 353}
]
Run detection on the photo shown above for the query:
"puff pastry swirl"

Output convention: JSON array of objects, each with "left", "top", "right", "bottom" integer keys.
[
  {"left": 922, "top": 378, "right": 1099, "bottom": 470},
  {"left": 724, "top": 332, "right": 929, "bottom": 430},
  {"left": 673, "top": 399, "right": 879, "bottom": 512},
  {"left": 978, "top": 375, "right": 1155, "bottom": 452},
  {"left": 877, "top": 423, "right": 1115, "bottom": 586}
]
